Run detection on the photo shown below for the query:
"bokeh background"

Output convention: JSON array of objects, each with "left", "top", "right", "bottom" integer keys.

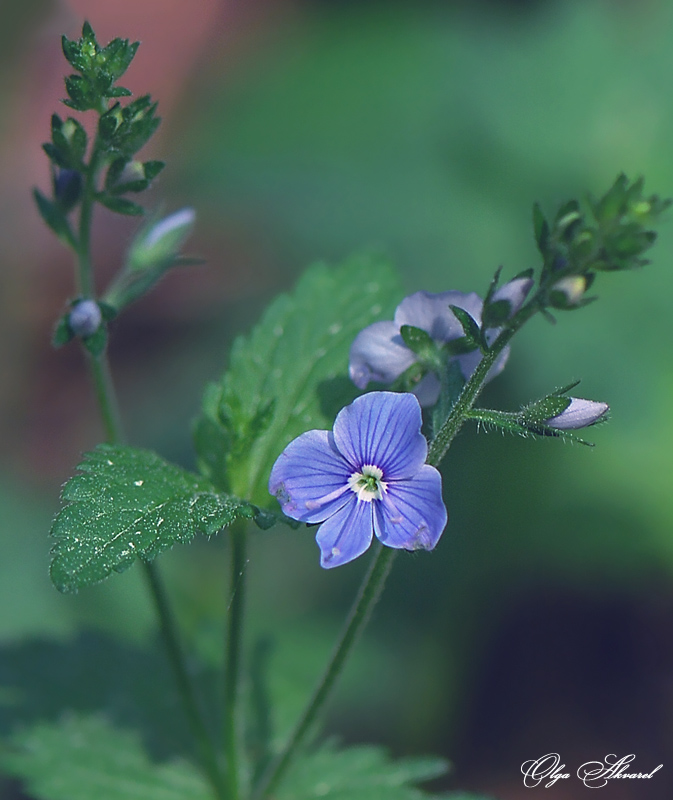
[{"left": 1, "top": 0, "right": 673, "bottom": 798}]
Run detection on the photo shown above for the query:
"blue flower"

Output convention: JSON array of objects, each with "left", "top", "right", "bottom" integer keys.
[
  {"left": 269, "top": 392, "right": 448, "bottom": 568},
  {"left": 544, "top": 398, "right": 609, "bottom": 430},
  {"left": 349, "top": 282, "right": 531, "bottom": 406}
]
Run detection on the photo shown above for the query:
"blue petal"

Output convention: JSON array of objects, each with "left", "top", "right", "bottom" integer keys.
[
  {"left": 491, "top": 277, "right": 534, "bottom": 318},
  {"left": 349, "top": 321, "right": 416, "bottom": 389},
  {"left": 269, "top": 430, "right": 352, "bottom": 523},
  {"left": 395, "top": 291, "right": 484, "bottom": 342},
  {"left": 332, "top": 392, "right": 427, "bottom": 479},
  {"left": 316, "top": 497, "right": 374, "bottom": 568},
  {"left": 374, "top": 465, "right": 447, "bottom": 551}
]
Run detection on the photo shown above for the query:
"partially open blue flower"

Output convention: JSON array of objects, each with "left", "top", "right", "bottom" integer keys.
[
  {"left": 544, "top": 398, "right": 609, "bottom": 430},
  {"left": 349, "top": 285, "right": 528, "bottom": 406},
  {"left": 269, "top": 392, "right": 447, "bottom": 568}
]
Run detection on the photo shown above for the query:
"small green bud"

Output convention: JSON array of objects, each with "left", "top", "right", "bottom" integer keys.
[{"left": 549, "top": 275, "right": 587, "bottom": 308}]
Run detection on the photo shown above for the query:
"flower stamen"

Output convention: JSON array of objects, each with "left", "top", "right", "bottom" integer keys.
[{"left": 347, "top": 464, "right": 387, "bottom": 502}]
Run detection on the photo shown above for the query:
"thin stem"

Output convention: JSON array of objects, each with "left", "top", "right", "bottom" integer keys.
[
  {"left": 223, "top": 521, "right": 248, "bottom": 800},
  {"left": 76, "top": 144, "right": 102, "bottom": 298},
  {"left": 252, "top": 544, "right": 396, "bottom": 800},
  {"left": 88, "top": 352, "right": 124, "bottom": 444},
  {"left": 72, "top": 134, "right": 227, "bottom": 799},
  {"left": 428, "top": 303, "right": 539, "bottom": 466}
]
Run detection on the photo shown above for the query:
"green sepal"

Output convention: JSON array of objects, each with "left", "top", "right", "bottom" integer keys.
[
  {"left": 52, "top": 314, "right": 75, "bottom": 348},
  {"left": 520, "top": 395, "right": 571, "bottom": 426},
  {"left": 96, "top": 193, "right": 144, "bottom": 216},
  {"left": 482, "top": 298, "right": 511, "bottom": 328},
  {"left": 33, "top": 188, "right": 76, "bottom": 248},
  {"left": 448, "top": 305, "right": 484, "bottom": 350},
  {"left": 399, "top": 324, "right": 437, "bottom": 362},
  {"left": 143, "top": 160, "right": 165, "bottom": 180},
  {"left": 81, "top": 324, "right": 107, "bottom": 357},
  {"left": 467, "top": 405, "right": 596, "bottom": 446},
  {"left": 50, "top": 443, "right": 258, "bottom": 592}
]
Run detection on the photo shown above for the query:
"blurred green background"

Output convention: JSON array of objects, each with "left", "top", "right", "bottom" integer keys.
[{"left": 1, "top": 1, "right": 672, "bottom": 798}]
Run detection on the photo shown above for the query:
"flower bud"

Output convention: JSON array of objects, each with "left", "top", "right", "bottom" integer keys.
[
  {"left": 129, "top": 208, "right": 196, "bottom": 271},
  {"left": 490, "top": 277, "right": 534, "bottom": 319},
  {"left": 53, "top": 168, "right": 82, "bottom": 212},
  {"left": 549, "top": 275, "right": 587, "bottom": 308},
  {"left": 69, "top": 299, "right": 102, "bottom": 337},
  {"left": 544, "top": 398, "right": 608, "bottom": 430}
]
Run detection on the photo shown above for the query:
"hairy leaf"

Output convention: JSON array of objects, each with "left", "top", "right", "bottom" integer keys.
[
  {"left": 0, "top": 715, "right": 212, "bottom": 800},
  {"left": 275, "top": 742, "right": 448, "bottom": 800},
  {"left": 50, "top": 444, "right": 255, "bottom": 592},
  {"left": 194, "top": 255, "right": 402, "bottom": 503}
]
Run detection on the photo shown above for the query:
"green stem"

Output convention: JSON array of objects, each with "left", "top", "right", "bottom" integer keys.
[
  {"left": 88, "top": 352, "right": 124, "bottom": 444},
  {"left": 76, "top": 144, "right": 102, "bottom": 298},
  {"left": 223, "top": 521, "right": 248, "bottom": 800},
  {"left": 428, "top": 302, "right": 538, "bottom": 465},
  {"left": 72, "top": 135, "right": 227, "bottom": 800},
  {"left": 143, "top": 560, "right": 227, "bottom": 799},
  {"left": 252, "top": 544, "right": 396, "bottom": 800}
]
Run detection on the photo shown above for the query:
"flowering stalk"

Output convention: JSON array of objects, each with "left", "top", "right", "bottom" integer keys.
[{"left": 39, "top": 24, "right": 227, "bottom": 799}]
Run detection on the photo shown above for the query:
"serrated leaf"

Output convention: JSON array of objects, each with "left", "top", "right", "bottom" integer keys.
[
  {"left": 275, "top": 742, "right": 449, "bottom": 800},
  {"left": 50, "top": 444, "right": 255, "bottom": 592},
  {"left": 194, "top": 255, "right": 402, "bottom": 502},
  {"left": 0, "top": 715, "right": 212, "bottom": 800}
]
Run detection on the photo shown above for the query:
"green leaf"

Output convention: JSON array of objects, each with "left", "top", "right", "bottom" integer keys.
[
  {"left": 33, "top": 189, "right": 76, "bottom": 248},
  {"left": 96, "top": 194, "right": 144, "bottom": 216},
  {"left": 275, "top": 742, "right": 449, "bottom": 800},
  {"left": 143, "top": 160, "right": 166, "bottom": 180},
  {"left": 448, "top": 305, "right": 483, "bottom": 350},
  {"left": 194, "top": 255, "right": 402, "bottom": 502},
  {"left": 0, "top": 715, "right": 212, "bottom": 800},
  {"left": 50, "top": 444, "right": 255, "bottom": 592}
]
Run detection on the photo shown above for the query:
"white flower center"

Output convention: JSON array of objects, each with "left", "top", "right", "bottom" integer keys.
[{"left": 347, "top": 464, "right": 387, "bottom": 502}]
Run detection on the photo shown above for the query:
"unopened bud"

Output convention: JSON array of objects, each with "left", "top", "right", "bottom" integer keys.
[
  {"left": 130, "top": 208, "right": 196, "bottom": 271},
  {"left": 490, "top": 277, "right": 534, "bottom": 320},
  {"left": 545, "top": 398, "right": 608, "bottom": 430},
  {"left": 549, "top": 275, "right": 587, "bottom": 308},
  {"left": 69, "top": 299, "right": 102, "bottom": 337}
]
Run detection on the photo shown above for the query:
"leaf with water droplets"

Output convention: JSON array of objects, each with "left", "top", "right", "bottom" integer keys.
[
  {"left": 193, "top": 255, "right": 403, "bottom": 504},
  {"left": 50, "top": 444, "right": 255, "bottom": 592}
]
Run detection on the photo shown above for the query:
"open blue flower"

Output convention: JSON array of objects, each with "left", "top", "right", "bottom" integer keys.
[
  {"left": 349, "top": 282, "right": 530, "bottom": 406},
  {"left": 269, "top": 392, "right": 447, "bottom": 568}
]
